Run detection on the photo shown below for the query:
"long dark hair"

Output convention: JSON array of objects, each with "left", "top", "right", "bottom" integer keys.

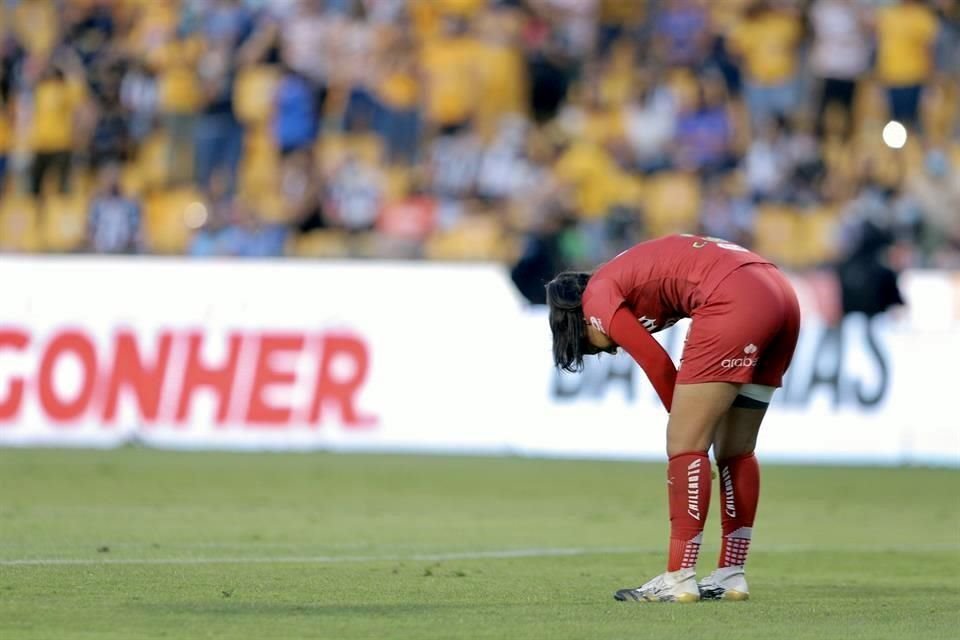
[{"left": 545, "top": 271, "right": 591, "bottom": 373}]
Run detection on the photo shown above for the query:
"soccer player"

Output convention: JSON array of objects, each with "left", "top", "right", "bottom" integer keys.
[{"left": 546, "top": 234, "right": 800, "bottom": 602}]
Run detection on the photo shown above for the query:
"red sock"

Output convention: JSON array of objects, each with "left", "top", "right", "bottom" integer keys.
[
  {"left": 717, "top": 452, "right": 760, "bottom": 568},
  {"left": 667, "top": 452, "right": 711, "bottom": 572}
]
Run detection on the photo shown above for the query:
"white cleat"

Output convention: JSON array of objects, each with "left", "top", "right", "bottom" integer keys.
[
  {"left": 614, "top": 568, "right": 700, "bottom": 603},
  {"left": 698, "top": 566, "right": 750, "bottom": 601}
]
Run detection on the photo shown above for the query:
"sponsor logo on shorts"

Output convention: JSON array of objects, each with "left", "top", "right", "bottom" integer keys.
[{"left": 721, "top": 344, "right": 759, "bottom": 369}]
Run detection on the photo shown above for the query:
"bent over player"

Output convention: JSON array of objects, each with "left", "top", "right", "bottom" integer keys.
[{"left": 546, "top": 234, "right": 800, "bottom": 602}]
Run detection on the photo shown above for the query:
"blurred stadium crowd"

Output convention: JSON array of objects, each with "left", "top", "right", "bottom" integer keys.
[{"left": 0, "top": 0, "right": 957, "bottom": 287}]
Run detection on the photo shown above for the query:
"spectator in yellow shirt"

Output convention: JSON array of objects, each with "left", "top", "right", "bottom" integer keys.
[
  {"left": 419, "top": 15, "right": 481, "bottom": 134},
  {"left": 12, "top": 0, "right": 58, "bottom": 57},
  {"left": 473, "top": 9, "right": 528, "bottom": 139},
  {"left": 152, "top": 30, "right": 203, "bottom": 184},
  {"left": 873, "top": 0, "right": 940, "bottom": 130},
  {"left": 29, "top": 65, "right": 85, "bottom": 195},
  {"left": 728, "top": 1, "right": 803, "bottom": 131}
]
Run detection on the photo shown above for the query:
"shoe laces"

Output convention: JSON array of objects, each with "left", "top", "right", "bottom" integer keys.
[{"left": 641, "top": 574, "right": 669, "bottom": 592}]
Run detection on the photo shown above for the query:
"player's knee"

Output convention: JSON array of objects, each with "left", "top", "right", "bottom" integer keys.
[
  {"left": 666, "top": 428, "right": 713, "bottom": 457},
  {"left": 713, "top": 440, "right": 757, "bottom": 462}
]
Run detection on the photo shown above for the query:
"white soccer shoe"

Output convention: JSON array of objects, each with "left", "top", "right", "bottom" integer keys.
[
  {"left": 613, "top": 568, "right": 700, "bottom": 603},
  {"left": 698, "top": 566, "right": 750, "bottom": 601}
]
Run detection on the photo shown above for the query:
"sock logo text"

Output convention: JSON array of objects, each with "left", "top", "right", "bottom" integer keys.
[
  {"left": 687, "top": 458, "right": 701, "bottom": 520},
  {"left": 722, "top": 466, "right": 736, "bottom": 518}
]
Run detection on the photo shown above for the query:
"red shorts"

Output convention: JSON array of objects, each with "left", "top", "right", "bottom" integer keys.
[{"left": 676, "top": 263, "right": 801, "bottom": 387}]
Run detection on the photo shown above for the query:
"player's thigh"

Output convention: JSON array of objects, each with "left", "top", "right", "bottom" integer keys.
[
  {"left": 752, "top": 270, "right": 802, "bottom": 387},
  {"left": 712, "top": 402, "right": 769, "bottom": 461},
  {"left": 666, "top": 382, "right": 742, "bottom": 456}
]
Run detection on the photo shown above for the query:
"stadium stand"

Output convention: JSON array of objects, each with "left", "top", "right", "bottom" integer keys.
[{"left": 0, "top": 0, "right": 955, "bottom": 276}]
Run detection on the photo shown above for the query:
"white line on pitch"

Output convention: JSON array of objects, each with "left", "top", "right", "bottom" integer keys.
[
  {"left": 2, "top": 543, "right": 959, "bottom": 567},
  {"left": 0, "top": 546, "right": 635, "bottom": 566}
]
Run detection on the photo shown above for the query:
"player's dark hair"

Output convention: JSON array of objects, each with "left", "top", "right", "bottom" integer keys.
[{"left": 546, "top": 271, "right": 591, "bottom": 373}]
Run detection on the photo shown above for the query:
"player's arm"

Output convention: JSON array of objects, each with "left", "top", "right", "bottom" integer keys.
[{"left": 608, "top": 306, "right": 677, "bottom": 412}]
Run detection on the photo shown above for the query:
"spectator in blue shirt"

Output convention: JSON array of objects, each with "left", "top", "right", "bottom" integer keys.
[
  {"left": 672, "top": 72, "right": 736, "bottom": 175},
  {"left": 272, "top": 65, "right": 319, "bottom": 155}
]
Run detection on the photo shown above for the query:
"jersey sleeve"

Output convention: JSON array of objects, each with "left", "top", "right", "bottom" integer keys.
[
  {"left": 608, "top": 306, "right": 677, "bottom": 412},
  {"left": 581, "top": 277, "right": 625, "bottom": 336}
]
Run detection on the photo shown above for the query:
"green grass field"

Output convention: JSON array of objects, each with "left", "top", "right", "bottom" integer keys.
[{"left": 1, "top": 449, "right": 958, "bottom": 639}]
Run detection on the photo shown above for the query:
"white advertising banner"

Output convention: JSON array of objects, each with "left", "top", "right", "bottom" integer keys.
[{"left": 0, "top": 257, "right": 957, "bottom": 466}]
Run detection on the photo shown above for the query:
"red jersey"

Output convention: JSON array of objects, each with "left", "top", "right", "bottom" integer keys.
[
  {"left": 582, "top": 235, "right": 771, "bottom": 336},
  {"left": 580, "top": 235, "right": 774, "bottom": 412}
]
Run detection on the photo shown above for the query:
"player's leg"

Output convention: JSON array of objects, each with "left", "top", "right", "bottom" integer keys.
[
  {"left": 712, "top": 393, "right": 769, "bottom": 461},
  {"left": 614, "top": 381, "right": 740, "bottom": 603},
  {"left": 701, "top": 267, "right": 799, "bottom": 601},
  {"left": 698, "top": 389, "right": 771, "bottom": 601},
  {"left": 664, "top": 381, "right": 742, "bottom": 571}
]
